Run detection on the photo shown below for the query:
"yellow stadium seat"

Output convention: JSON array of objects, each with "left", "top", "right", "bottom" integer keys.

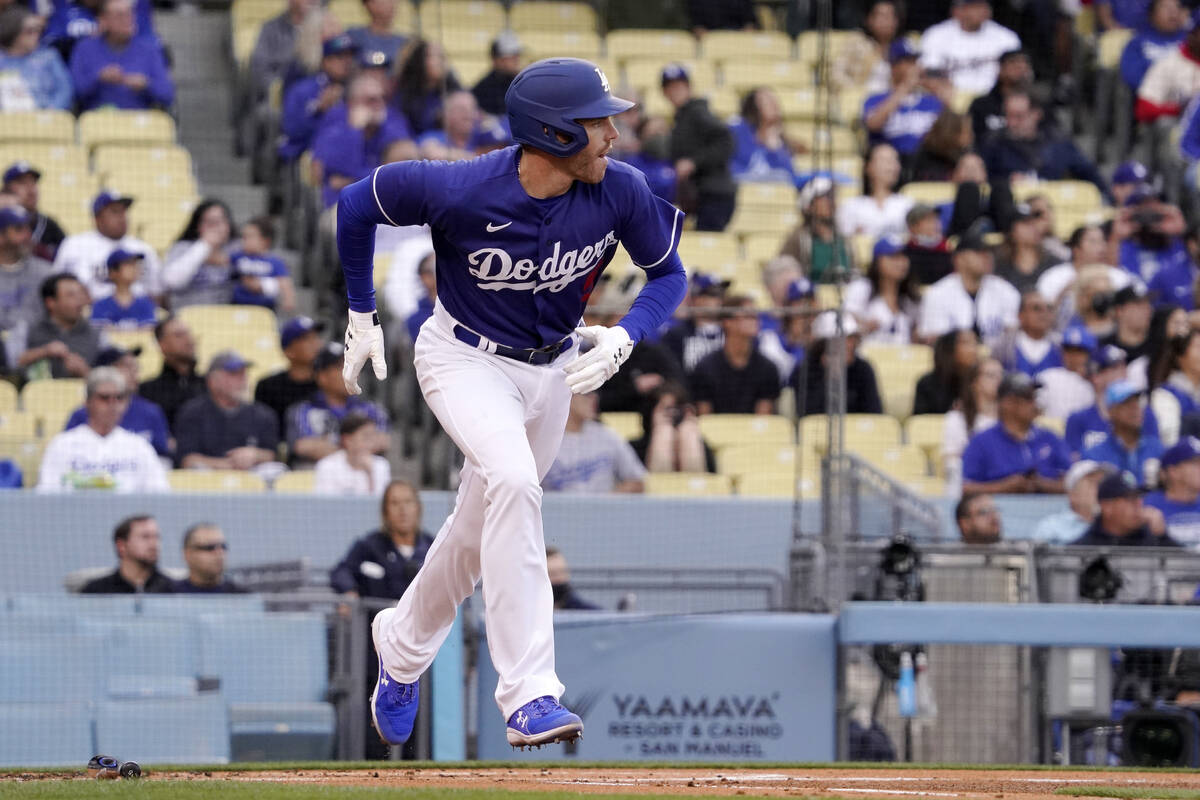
[
  {"left": 814, "top": 283, "right": 841, "bottom": 310},
  {"left": 950, "top": 89, "right": 979, "bottom": 114},
  {"left": 168, "top": 470, "right": 267, "bottom": 492},
  {"left": 0, "top": 409, "right": 36, "bottom": 439},
  {"left": 904, "top": 475, "right": 948, "bottom": 498},
  {"left": 421, "top": 0, "right": 505, "bottom": 35},
  {"left": 518, "top": 30, "right": 604, "bottom": 61},
  {"left": 273, "top": 470, "right": 316, "bottom": 493},
  {"left": 105, "top": 328, "right": 163, "bottom": 379},
  {"left": 701, "top": 30, "right": 793, "bottom": 62},
  {"left": 644, "top": 471, "right": 733, "bottom": 496},
  {"left": 509, "top": 0, "right": 597, "bottom": 33},
  {"left": 796, "top": 30, "right": 860, "bottom": 66},
  {"left": 606, "top": 29, "right": 696, "bottom": 61},
  {"left": 1036, "top": 416, "right": 1066, "bottom": 436},
  {"left": 329, "top": 0, "right": 414, "bottom": 30},
  {"left": 790, "top": 153, "right": 863, "bottom": 183},
  {"left": 1097, "top": 28, "right": 1133, "bottom": 70},
  {"left": 38, "top": 169, "right": 99, "bottom": 213},
  {"left": 859, "top": 341, "right": 934, "bottom": 374},
  {"left": 1012, "top": 179, "right": 1104, "bottom": 216},
  {"left": 176, "top": 305, "right": 286, "bottom": 377},
  {"left": 0, "top": 436, "right": 45, "bottom": 487},
  {"left": 784, "top": 123, "right": 859, "bottom": 156},
  {"left": 860, "top": 443, "right": 931, "bottom": 482},
  {"left": 901, "top": 181, "right": 956, "bottom": 207},
  {"left": 859, "top": 342, "right": 932, "bottom": 421},
  {"left": 453, "top": 56, "right": 492, "bottom": 87},
  {"left": 105, "top": 171, "right": 198, "bottom": 206},
  {"left": 231, "top": 0, "right": 280, "bottom": 26},
  {"left": 622, "top": 58, "right": 716, "bottom": 96},
  {"left": 79, "top": 109, "right": 176, "bottom": 149},
  {"left": 38, "top": 193, "right": 92, "bottom": 237},
  {"left": 0, "top": 110, "right": 75, "bottom": 143},
  {"left": 93, "top": 144, "right": 194, "bottom": 184},
  {"left": 737, "top": 181, "right": 797, "bottom": 210},
  {"left": 775, "top": 86, "right": 818, "bottom": 120},
  {"left": 905, "top": 414, "right": 945, "bottom": 462},
  {"left": 598, "top": 411, "right": 641, "bottom": 441},
  {"left": 233, "top": 24, "right": 260, "bottom": 67},
  {"left": 799, "top": 413, "right": 902, "bottom": 459},
  {"left": 738, "top": 471, "right": 821, "bottom": 498},
  {"left": 20, "top": 378, "right": 85, "bottom": 436},
  {"left": 0, "top": 143, "right": 88, "bottom": 175},
  {"left": 697, "top": 413, "right": 793, "bottom": 450},
  {"left": 742, "top": 232, "right": 784, "bottom": 266},
  {"left": 729, "top": 207, "right": 799, "bottom": 237},
  {"left": 723, "top": 60, "right": 812, "bottom": 92},
  {"left": 718, "top": 443, "right": 819, "bottom": 478},
  {"left": 0, "top": 381, "right": 16, "bottom": 414},
  {"left": 438, "top": 27, "right": 495, "bottom": 59},
  {"left": 675, "top": 232, "right": 740, "bottom": 273}
]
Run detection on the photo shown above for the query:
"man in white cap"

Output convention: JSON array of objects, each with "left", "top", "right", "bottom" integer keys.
[{"left": 1033, "top": 460, "right": 1111, "bottom": 543}]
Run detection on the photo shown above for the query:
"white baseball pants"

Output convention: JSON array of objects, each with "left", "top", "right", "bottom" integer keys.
[{"left": 374, "top": 301, "right": 573, "bottom": 719}]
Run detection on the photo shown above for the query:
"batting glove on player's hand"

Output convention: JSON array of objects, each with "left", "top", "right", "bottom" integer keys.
[
  {"left": 344, "top": 310, "right": 387, "bottom": 395},
  {"left": 564, "top": 325, "right": 634, "bottom": 394}
]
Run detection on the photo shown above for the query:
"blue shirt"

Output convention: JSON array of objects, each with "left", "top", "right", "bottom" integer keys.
[
  {"left": 1118, "top": 236, "right": 1189, "bottom": 284},
  {"left": 862, "top": 90, "right": 943, "bottom": 155},
  {"left": 617, "top": 153, "right": 676, "bottom": 203},
  {"left": 68, "top": 34, "right": 174, "bottom": 111},
  {"left": 1010, "top": 342, "right": 1063, "bottom": 377},
  {"left": 335, "top": 146, "right": 687, "bottom": 348},
  {"left": 0, "top": 458, "right": 22, "bottom": 488},
  {"left": 90, "top": 294, "right": 157, "bottom": 328},
  {"left": 1097, "top": 0, "right": 1151, "bottom": 31},
  {"left": 0, "top": 48, "right": 72, "bottom": 110},
  {"left": 728, "top": 119, "right": 797, "bottom": 183},
  {"left": 1082, "top": 431, "right": 1164, "bottom": 487},
  {"left": 1143, "top": 491, "right": 1200, "bottom": 546},
  {"left": 1065, "top": 403, "right": 1161, "bottom": 457},
  {"left": 1147, "top": 256, "right": 1197, "bottom": 310},
  {"left": 287, "top": 391, "right": 389, "bottom": 450},
  {"left": 229, "top": 250, "right": 290, "bottom": 308},
  {"left": 279, "top": 73, "right": 335, "bottom": 161},
  {"left": 65, "top": 395, "right": 171, "bottom": 457},
  {"left": 1119, "top": 28, "right": 1185, "bottom": 89},
  {"left": 43, "top": 0, "right": 157, "bottom": 53},
  {"left": 312, "top": 112, "right": 412, "bottom": 208},
  {"left": 961, "top": 423, "right": 1072, "bottom": 483},
  {"left": 406, "top": 295, "right": 433, "bottom": 343}
]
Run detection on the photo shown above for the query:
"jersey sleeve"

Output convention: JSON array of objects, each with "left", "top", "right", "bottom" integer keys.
[{"left": 617, "top": 168, "right": 684, "bottom": 277}]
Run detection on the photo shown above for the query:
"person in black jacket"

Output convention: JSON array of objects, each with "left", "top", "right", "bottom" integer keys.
[
  {"left": 470, "top": 31, "right": 522, "bottom": 117},
  {"left": 80, "top": 515, "right": 175, "bottom": 594},
  {"left": 795, "top": 310, "right": 883, "bottom": 416},
  {"left": 913, "top": 328, "right": 980, "bottom": 415},
  {"left": 331, "top": 479, "right": 434, "bottom": 601},
  {"left": 1071, "top": 471, "right": 1180, "bottom": 547},
  {"left": 661, "top": 63, "right": 736, "bottom": 231}
]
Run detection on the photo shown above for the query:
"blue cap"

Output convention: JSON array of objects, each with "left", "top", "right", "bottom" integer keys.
[
  {"left": 888, "top": 39, "right": 920, "bottom": 63},
  {"left": 1105, "top": 379, "right": 1143, "bottom": 408},
  {"left": 690, "top": 272, "right": 730, "bottom": 296},
  {"left": 280, "top": 315, "right": 326, "bottom": 349},
  {"left": 1124, "top": 182, "right": 1156, "bottom": 207},
  {"left": 1163, "top": 436, "right": 1200, "bottom": 468},
  {"left": 105, "top": 248, "right": 144, "bottom": 270},
  {"left": 873, "top": 234, "right": 907, "bottom": 260},
  {"left": 1112, "top": 160, "right": 1148, "bottom": 185},
  {"left": 660, "top": 63, "right": 690, "bottom": 87},
  {"left": 1093, "top": 343, "right": 1127, "bottom": 369},
  {"left": 92, "top": 190, "right": 133, "bottom": 217},
  {"left": 1061, "top": 325, "right": 1097, "bottom": 352},
  {"left": 322, "top": 34, "right": 357, "bottom": 58},
  {"left": 207, "top": 349, "right": 252, "bottom": 374},
  {"left": 0, "top": 205, "right": 30, "bottom": 229},
  {"left": 786, "top": 277, "right": 815, "bottom": 303},
  {"left": 2, "top": 161, "right": 39, "bottom": 184}
]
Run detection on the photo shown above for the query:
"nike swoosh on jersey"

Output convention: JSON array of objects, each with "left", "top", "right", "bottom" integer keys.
[{"left": 486, "top": 221, "right": 513, "bottom": 232}]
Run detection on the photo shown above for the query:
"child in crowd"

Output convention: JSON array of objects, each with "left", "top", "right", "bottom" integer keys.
[
  {"left": 90, "top": 248, "right": 156, "bottom": 328},
  {"left": 229, "top": 216, "right": 295, "bottom": 312}
]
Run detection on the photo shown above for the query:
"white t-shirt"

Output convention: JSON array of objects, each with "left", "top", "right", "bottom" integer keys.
[
  {"left": 1139, "top": 47, "right": 1200, "bottom": 113},
  {"left": 1037, "top": 367, "right": 1094, "bottom": 421},
  {"left": 53, "top": 231, "right": 163, "bottom": 301},
  {"left": 835, "top": 194, "right": 913, "bottom": 241},
  {"left": 542, "top": 421, "right": 647, "bottom": 493},
  {"left": 314, "top": 450, "right": 391, "bottom": 496},
  {"left": 917, "top": 273, "right": 1021, "bottom": 346},
  {"left": 919, "top": 19, "right": 1022, "bottom": 94},
  {"left": 1036, "top": 262, "right": 1133, "bottom": 306},
  {"left": 843, "top": 278, "right": 916, "bottom": 345},
  {"left": 37, "top": 424, "right": 169, "bottom": 493}
]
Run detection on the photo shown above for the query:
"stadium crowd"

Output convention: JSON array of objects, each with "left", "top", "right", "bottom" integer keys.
[{"left": 3, "top": 0, "right": 1200, "bottom": 551}]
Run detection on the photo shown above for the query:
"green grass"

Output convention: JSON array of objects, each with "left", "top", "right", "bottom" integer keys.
[{"left": 1056, "top": 788, "right": 1200, "bottom": 800}]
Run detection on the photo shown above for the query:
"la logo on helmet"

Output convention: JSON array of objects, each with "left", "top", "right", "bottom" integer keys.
[{"left": 594, "top": 67, "right": 610, "bottom": 93}]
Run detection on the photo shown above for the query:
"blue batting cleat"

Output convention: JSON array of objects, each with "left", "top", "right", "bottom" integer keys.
[
  {"left": 370, "top": 652, "right": 419, "bottom": 745},
  {"left": 506, "top": 696, "right": 583, "bottom": 749}
]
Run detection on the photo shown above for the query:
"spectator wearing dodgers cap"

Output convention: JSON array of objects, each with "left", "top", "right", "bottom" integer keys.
[
  {"left": 961, "top": 372, "right": 1071, "bottom": 494},
  {"left": 862, "top": 39, "right": 943, "bottom": 159},
  {"left": 1038, "top": 325, "right": 1099, "bottom": 423},
  {"left": 2, "top": 161, "right": 64, "bottom": 262},
  {"left": 1033, "top": 460, "right": 1114, "bottom": 543},
  {"left": 53, "top": 189, "right": 161, "bottom": 303},
  {"left": 843, "top": 234, "right": 919, "bottom": 345},
  {"left": 794, "top": 310, "right": 883, "bottom": 417},
  {"left": 89, "top": 248, "right": 155, "bottom": 329},
  {"left": 1065, "top": 343, "right": 1162, "bottom": 458},
  {"left": 1082, "top": 379, "right": 1164, "bottom": 488},
  {"left": 1070, "top": 470, "right": 1179, "bottom": 547},
  {"left": 1143, "top": 436, "right": 1200, "bottom": 546},
  {"left": 253, "top": 315, "right": 325, "bottom": 431}
]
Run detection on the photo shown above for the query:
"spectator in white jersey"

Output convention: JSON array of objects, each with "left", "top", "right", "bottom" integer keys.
[
  {"left": 919, "top": 0, "right": 1021, "bottom": 95},
  {"left": 542, "top": 392, "right": 646, "bottom": 494},
  {"left": 53, "top": 190, "right": 161, "bottom": 303},
  {"left": 918, "top": 226, "right": 1020, "bottom": 348}
]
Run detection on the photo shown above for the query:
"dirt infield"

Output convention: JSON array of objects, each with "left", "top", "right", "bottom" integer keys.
[{"left": 43, "top": 766, "right": 1200, "bottom": 798}]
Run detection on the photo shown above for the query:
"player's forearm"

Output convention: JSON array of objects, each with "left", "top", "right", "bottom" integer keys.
[
  {"left": 617, "top": 262, "right": 687, "bottom": 343},
  {"left": 336, "top": 175, "right": 393, "bottom": 313}
]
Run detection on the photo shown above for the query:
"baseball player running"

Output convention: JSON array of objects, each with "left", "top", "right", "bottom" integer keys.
[{"left": 336, "top": 58, "right": 687, "bottom": 749}]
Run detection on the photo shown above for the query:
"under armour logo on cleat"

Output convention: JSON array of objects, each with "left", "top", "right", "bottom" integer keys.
[
  {"left": 516, "top": 711, "right": 529, "bottom": 728},
  {"left": 486, "top": 221, "right": 512, "bottom": 232}
]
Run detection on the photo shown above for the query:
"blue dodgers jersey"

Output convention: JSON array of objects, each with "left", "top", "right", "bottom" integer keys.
[{"left": 364, "top": 146, "right": 683, "bottom": 349}]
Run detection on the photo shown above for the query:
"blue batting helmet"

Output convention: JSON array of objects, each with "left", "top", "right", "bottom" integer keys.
[{"left": 505, "top": 58, "right": 634, "bottom": 158}]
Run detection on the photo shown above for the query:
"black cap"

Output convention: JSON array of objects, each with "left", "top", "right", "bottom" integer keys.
[
  {"left": 92, "top": 344, "right": 142, "bottom": 367},
  {"left": 1113, "top": 283, "right": 1149, "bottom": 306},
  {"left": 313, "top": 341, "right": 345, "bottom": 372},
  {"left": 997, "top": 372, "right": 1040, "bottom": 399},
  {"left": 955, "top": 227, "right": 991, "bottom": 253},
  {"left": 1097, "top": 470, "right": 1141, "bottom": 501}
]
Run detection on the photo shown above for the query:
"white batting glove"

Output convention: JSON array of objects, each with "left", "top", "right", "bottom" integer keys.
[
  {"left": 343, "top": 309, "right": 387, "bottom": 395},
  {"left": 563, "top": 325, "right": 634, "bottom": 395}
]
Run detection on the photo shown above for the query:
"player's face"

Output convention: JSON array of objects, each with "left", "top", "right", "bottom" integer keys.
[{"left": 564, "top": 117, "right": 619, "bottom": 185}]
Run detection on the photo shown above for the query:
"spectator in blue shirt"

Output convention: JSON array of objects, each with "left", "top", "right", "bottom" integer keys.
[
  {"left": 0, "top": 8, "right": 72, "bottom": 110},
  {"left": 65, "top": 344, "right": 170, "bottom": 457},
  {"left": 287, "top": 342, "right": 391, "bottom": 468},
  {"left": 995, "top": 291, "right": 1063, "bottom": 376},
  {"left": 1065, "top": 344, "right": 1161, "bottom": 456},
  {"left": 229, "top": 216, "right": 295, "bottom": 312},
  {"left": 68, "top": 0, "right": 173, "bottom": 111},
  {"left": 1118, "top": 0, "right": 1187, "bottom": 90},
  {"left": 406, "top": 251, "right": 434, "bottom": 345},
  {"left": 90, "top": 248, "right": 155, "bottom": 329},
  {"left": 312, "top": 72, "right": 415, "bottom": 208},
  {"left": 278, "top": 33, "right": 357, "bottom": 162},
  {"left": 394, "top": 37, "right": 460, "bottom": 136},
  {"left": 1082, "top": 379, "right": 1164, "bottom": 487},
  {"left": 1114, "top": 189, "right": 1190, "bottom": 285},
  {"left": 729, "top": 87, "right": 797, "bottom": 184},
  {"left": 962, "top": 371, "right": 1072, "bottom": 494},
  {"left": 863, "top": 39, "right": 943, "bottom": 160},
  {"left": 1143, "top": 435, "right": 1200, "bottom": 546},
  {"left": 416, "top": 89, "right": 488, "bottom": 162},
  {"left": 1097, "top": 0, "right": 1153, "bottom": 31},
  {"left": 44, "top": 0, "right": 155, "bottom": 62},
  {"left": 344, "top": 0, "right": 407, "bottom": 64}
]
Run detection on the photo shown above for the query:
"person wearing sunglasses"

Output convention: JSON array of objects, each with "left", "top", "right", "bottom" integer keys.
[{"left": 173, "top": 523, "right": 246, "bottom": 593}]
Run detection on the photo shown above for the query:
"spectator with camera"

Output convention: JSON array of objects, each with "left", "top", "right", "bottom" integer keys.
[
  {"left": 0, "top": 7, "right": 71, "bottom": 110},
  {"left": 0, "top": 205, "right": 52, "bottom": 369},
  {"left": 1038, "top": 225, "right": 1132, "bottom": 328},
  {"left": 38, "top": 367, "right": 168, "bottom": 492},
  {"left": 1071, "top": 470, "right": 1180, "bottom": 546},
  {"left": 961, "top": 372, "right": 1071, "bottom": 494},
  {"left": 65, "top": 344, "right": 169, "bottom": 459},
  {"left": 543, "top": 391, "right": 645, "bottom": 494},
  {"left": 80, "top": 514, "right": 174, "bottom": 593},
  {"left": 956, "top": 492, "right": 1003, "bottom": 544},
  {"left": 174, "top": 523, "right": 246, "bottom": 593},
  {"left": 1082, "top": 380, "right": 1164, "bottom": 487},
  {"left": 1143, "top": 436, "right": 1200, "bottom": 545},
  {"left": 1114, "top": 191, "right": 1190, "bottom": 285},
  {"left": 862, "top": 40, "right": 943, "bottom": 163},
  {"left": 287, "top": 342, "right": 390, "bottom": 468},
  {"left": 1038, "top": 326, "right": 1101, "bottom": 422},
  {"left": 18, "top": 272, "right": 101, "bottom": 379},
  {"left": 795, "top": 311, "right": 883, "bottom": 417},
  {"left": 691, "top": 295, "right": 780, "bottom": 415},
  {"left": 314, "top": 412, "right": 391, "bottom": 496},
  {"left": 69, "top": 0, "right": 172, "bottom": 111},
  {"left": 174, "top": 351, "right": 279, "bottom": 470},
  {"left": 919, "top": 227, "right": 1020, "bottom": 348},
  {"left": 162, "top": 200, "right": 238, "bottom": 308},
  {"left": 331, "top": 479, "right": 433, "bottom": 600},
  {"left": 633, "top": 381, "right": 714, "bottom": 473},
  {"left": 1034, "top": 460, "right": 1111, "bottom": 543}
]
